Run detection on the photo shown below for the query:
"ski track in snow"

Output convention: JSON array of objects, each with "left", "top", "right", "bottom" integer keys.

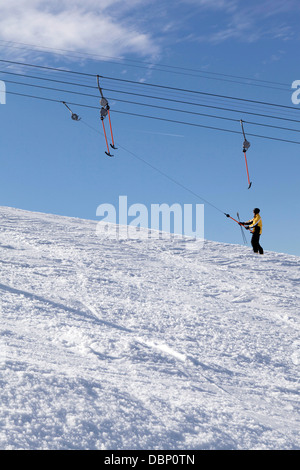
[{"left": 0, "top": 206, "right": 299, "bottom": 450}]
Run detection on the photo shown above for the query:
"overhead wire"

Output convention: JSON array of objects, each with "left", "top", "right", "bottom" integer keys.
[
  {"left": 2, "top": 68, "right": 300, "bottom": 125},
  {"left": 2, "top": 57, "right": 300, "bottom": 147},
  {"left": 0, "top": 39, "right": 290, "bottom": 91},
  {"left": 2, "top": 57, "right": 300, "bottom": 144},
  {"left": 117, "top": 143, "right": 226, "bottom": 215},
  {"left": 78, "top": 118, "right": 226, "bottom": 215},
  {"left": 5, "top": 89, "right": 300, "bottom": 146},
  {"left": 2, "top": 66, "right": 298, "bottom": 128},
  {"left": 111, "top": 110, "right": 300, "bottom": 145},
  {"left": 2, "top": 58, "right": 300, "bottom": 130},
  {"left": 2, "top": 71, "right": 300, "bottom": 134},
  {"left": 100, "top": 75, "right": 298, "bottom": 113},
  {"left": 0, "top": 58, "right": 298, "bottom": 113},
  {"left": 1, "top": 54, "right": 298, "bottom": 231}
]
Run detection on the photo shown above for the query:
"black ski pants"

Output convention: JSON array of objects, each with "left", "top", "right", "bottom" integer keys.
[{"left": 251, "top": 232, "right": 264, "bottom": 254}]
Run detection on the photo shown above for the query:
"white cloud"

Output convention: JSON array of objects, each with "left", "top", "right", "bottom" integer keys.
[
  {"left": 0, "top": 1, "right": 160, "bottom": 60},
  {"left": 0, "top": 0, "right": 298, "bottom": 65}
]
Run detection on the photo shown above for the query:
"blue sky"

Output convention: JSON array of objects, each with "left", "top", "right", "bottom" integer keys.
[{"left": 0, "top": 0, "right": 299, "bottom": 255}]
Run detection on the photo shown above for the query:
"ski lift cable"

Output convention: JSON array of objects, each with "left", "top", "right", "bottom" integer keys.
[
  {"left": 3, "top": 77, "right": 300, "bottom": 135},
  {"left": 78, "top": 118, "right": 226, "bottom": 215},
  {"left": 0, "top": 58, "right": 298, "bottom": 113},
  {"left": 1, "top": 68, "right": 300, "bottom": 125},
  {"left": 5, "top": 89, "right": 300, "bottom": 146},
  {"left": 0, "top": 40, "right": 290, "bottom": 90},
  {"left": 0, "top": 89, "right": 285, "bottom": 235},
  {"left": 80, "top": 117, "right": 249, "bottom": 235}
]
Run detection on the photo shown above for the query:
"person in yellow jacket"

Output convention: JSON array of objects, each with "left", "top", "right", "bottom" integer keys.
[{"left": 240, "top": 208, "right": 264, "bottom": 254}]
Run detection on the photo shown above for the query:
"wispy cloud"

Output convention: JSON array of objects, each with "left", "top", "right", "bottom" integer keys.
[
  {"left": 177, "top": 0, "right": 299, "bottom": 44},
  {"left": 180, "top": 0, "right": 238, "bottom": 13}
]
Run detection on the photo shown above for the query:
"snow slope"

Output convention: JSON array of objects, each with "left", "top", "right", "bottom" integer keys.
[{"left": 0, "top": 206, "right": 299, "bottom": 450}]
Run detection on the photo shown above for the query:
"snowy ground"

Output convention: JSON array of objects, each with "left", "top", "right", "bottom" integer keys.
[{"left": 0, "top": 206, "right": 299, "bottom": 450}]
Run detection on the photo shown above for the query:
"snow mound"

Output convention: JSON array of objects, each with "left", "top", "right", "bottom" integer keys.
[{"left": 0, "top": 206, "right": 299, "bottom": 450}]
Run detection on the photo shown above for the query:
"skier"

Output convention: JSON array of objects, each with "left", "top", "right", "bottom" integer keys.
[{"left": 240, "top": 208, "right": 264, "bottom": 254}]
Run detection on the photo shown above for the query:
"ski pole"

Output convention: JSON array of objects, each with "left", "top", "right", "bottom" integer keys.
[
  {"left": 237, "top": 212, "right": 247, "bottom": 245},
  {"left": 244, "top": 151, "right": 252, "bottom": 189},
  {"left": 240, "top": 120, "right": 252, "bottom": 189},
  {"left": 107, "top": 109, "right": 117, "bottom": 150},
  {"left": 101, "top": 119, "right": 113, "bottom": 156}
]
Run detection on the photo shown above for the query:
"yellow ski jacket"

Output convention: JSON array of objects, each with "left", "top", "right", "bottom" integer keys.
[{"left": 246, "top": 214, "right": 262, "bottom": 234}]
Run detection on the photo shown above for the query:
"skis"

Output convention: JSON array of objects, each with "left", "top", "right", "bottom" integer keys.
[
  {"left": 237, "top": 212, "right": 247, "bottom": 245},
  {"left": 225, "top": 212, "right": 248, "bottom": 245}
]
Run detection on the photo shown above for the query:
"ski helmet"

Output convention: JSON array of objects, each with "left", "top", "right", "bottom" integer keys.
[{"left": 253, "top": 208, "right": 260, "bottom": 214}]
